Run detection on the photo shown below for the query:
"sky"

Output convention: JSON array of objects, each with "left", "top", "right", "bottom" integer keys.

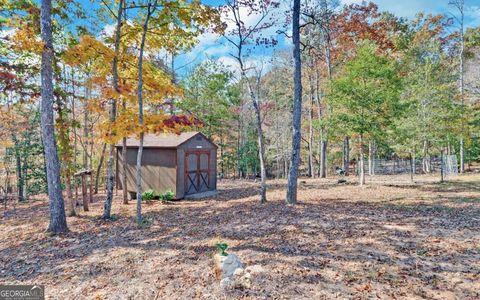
[
  {"left": 74, "top": 0, "right": 480, "bottom": 78},
  {"left": 345, "top": 0, "right": 480, "bottom": 23},
  {"left": 170, "top": 0, "right": 480, "bottom": 77}
]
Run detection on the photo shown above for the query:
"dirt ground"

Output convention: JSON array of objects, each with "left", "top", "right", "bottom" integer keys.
[{"left": 1, "top": 173, "right": 479, "bottom": 299}]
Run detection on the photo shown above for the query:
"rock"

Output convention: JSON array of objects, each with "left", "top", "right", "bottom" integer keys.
[
  {"left": 214, "top": 254, "right": 264, "bottom": 290},
  {"left": 234, "top": 267, "right": 251, "bottom": 289},
  {"left": 233, "top": 268, "right": 245, "bottom": 277},
  {"left": 220, "top": 277, "right": 235, "bottom": 290},
  {"left": 214, "top": 254, "right": 243, "bottom": 279}
]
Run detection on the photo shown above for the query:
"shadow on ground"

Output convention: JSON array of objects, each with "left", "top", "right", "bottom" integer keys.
[{"left": 1, "top": 174, "right": 479, "bottom": 299}]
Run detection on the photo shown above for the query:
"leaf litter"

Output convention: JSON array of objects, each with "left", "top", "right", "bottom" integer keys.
[{"left": 0, "top": 173, "right": 479, "bottom": 299}]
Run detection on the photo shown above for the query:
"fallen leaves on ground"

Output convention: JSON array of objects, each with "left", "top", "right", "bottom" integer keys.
[{"left": 1, "top": 173, "right": 479, "bottom": 299}]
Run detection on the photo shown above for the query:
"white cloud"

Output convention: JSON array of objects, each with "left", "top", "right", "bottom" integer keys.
[
  {"left": 98, "top": 20, "right": 134, "bottom": 42},
  {"left": 341, "top": 0, "right": 447, "bottom": 19},
  {"left": 340, "top": 0, "right": 364, "bottom": 5},
  {"left": 216, "top": 54, "right": 275, "bottom": 79},
  {"left": 339, "top": 0, "right": 479, "bottom": 30},
  {"left": 466, "top": 6, "right": 480, "bottom": 19},
  {"left": 204, "top": 43, "right": 231, "bottom": 56},
  {"left": 0, "top": 28, "right": 15, "bottom": 39},
  {"left": 179, "top": 0, "right": 287, "bottom": 69},
  {"left": 217, "top": 55, "right": 239, "bottom": 70},
  {"left": 197, "top": 31, "right": 219, "bottom": 45},
  {"left": 100, "top": 24, "right": 116, "bottom": 40}
]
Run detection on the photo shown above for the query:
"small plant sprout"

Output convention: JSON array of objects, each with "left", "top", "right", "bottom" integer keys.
[{"left": 215, "top": 243, "right": 228, "bottom": 256}]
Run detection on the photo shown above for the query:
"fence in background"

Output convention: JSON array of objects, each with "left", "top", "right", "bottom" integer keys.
[{"left": 368, "top": 155, "right": 458, "bottom": 178}]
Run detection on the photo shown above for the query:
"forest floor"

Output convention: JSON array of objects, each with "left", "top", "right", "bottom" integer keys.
[{"left": 1, "top": 173, "right": 479, "bottom": 299}]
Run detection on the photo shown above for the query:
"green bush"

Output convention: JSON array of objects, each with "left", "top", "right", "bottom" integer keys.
[
  {"left": 159, "top": 190, "right": 174, "bottom": 201},
  {"left": 142, "top": 189, "right": 156, "bottom": 201}
]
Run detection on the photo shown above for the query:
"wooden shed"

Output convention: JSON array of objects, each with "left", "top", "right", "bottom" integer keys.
[{"left": 115, "top": 132, "right": 217, "bottom": 199}]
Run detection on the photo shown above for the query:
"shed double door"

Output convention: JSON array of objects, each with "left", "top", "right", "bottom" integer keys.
[{"left": 185, "top": 151, "right": 210, "bottom": 194}]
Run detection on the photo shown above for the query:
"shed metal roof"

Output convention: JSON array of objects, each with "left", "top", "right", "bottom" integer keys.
[{"left": 115, "top": 131, "right": 216, "bottom": 148}]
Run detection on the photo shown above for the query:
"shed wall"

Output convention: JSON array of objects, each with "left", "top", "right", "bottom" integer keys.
[
  {"left": 178, "top": 135, "right": 215, "bottom": 150},
  {"left": 116, "top": 133, "right": 217, "bottom": 200},
  {"left": 210, "top": 148, "right": 217, "bottom": 190},
  {"left": 176, "top": 149, "right": 185, "bottom": 198},
  {"left": 117, "top": 148, "right": 177, "bottom": 196}
]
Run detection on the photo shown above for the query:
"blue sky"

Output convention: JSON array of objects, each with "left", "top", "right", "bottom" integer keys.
[
  {"left": 76, "top": 0, "right": 480, "bottom": 77},
  {"left": 171, "top": 0, "right": 480, "bottom": 77},
  {"left": 352, "top": 0, "right": 480, "bottom": 24}
]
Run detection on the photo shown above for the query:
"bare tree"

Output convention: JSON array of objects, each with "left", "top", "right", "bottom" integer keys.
[
  {"left": 223, "top": 0, "right": 279, "bottom": 203},
  {"left": 40, "top": 0, "right": 68, "bottom": 233}
]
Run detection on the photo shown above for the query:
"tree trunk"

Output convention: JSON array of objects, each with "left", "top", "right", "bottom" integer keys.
[
  {"left": 459, "top": 138, "right": 464, "bottom": 173},
  {"left": 320, "top": 138, "right": 327, "bottom": 178},
  {"left": 135, "top": 0, "right": 157, "bottom": 224},
  {"left": 94, "top": 143, "right": 107, "bottom": 194},
  {"left": 103, "top": 0, "right": 123, "bottom": 219},
  {"left": 12, "top": 135, "right": 24, "bottom": 201},
  {"left": 252, "top": 100, "right": 267, "bottom": 203},
  {"left": 41, "top": 0, "right": 68, "bottom": 233},
  {"left": 412, "top": 150, "right": 416, "bottom": 175},
  {"left": 83, "top": 80, "right": 89, "bottom": 171},
  {"left": 102, "top": 95, "right": 117, "bottom": 216},
  {"left": 359, "top": 135, "right": 365, "bottom": 186},
  {"left": 66, "top": 175, "right": 76, "bottom": 216},
  {"left": 440, "top": 149, "right": 444, "bottom": 183},
  {"left": 368, "top": 140, "right": 373, "bottom": 176},
  {"left": 307, "top": 143, "right": 312, "bottom": 178},
  {"left": 422, "top": 140, "right": 430, "bottom": 173},
  {"left": 88, "top": 174, "right": 93, "bottom": 203},
  {"left": 313, "top": 67, "right": 322, "bottom": 177},
  {"left": 343, "top": 137, "right": 349, "bottom": 176},
  {"left": 122, "top": 136, "right": 128, "bottom": 204},
  {"left": 229, "top": 3, "right": 268, "bottom": 202},
  {"left": 236, "top": 119, "right": 241, "bottom": 179},
  {"left": 220, "top": 134, "right": 224, "bottom": 177},
  {"left": 307, "top": 74, "right": 314, "bottom": 178},
  {"left": 237, "top": 73, "right": 266, "bottom": 197},
  {"left": 136, "top": 132, "right": 144, "bottom": 224},
  {"left": 71, "top": 70, "right": 78, "bottom": 206},
  {"left": 409, "top": 151, "right": 414, "bottom": 183},
  {"left": 22, "top": 153, "right": 28, "bottom": 200},
  {"left": 81, "top": 175, "right": 89, "bottom": 211},
  {"left": 321, "top": 2, "right": 333, "bottom": 180},
  {"left": 459, "top": 1, "right": 465, "bottom": 174},
  {"left": 286, "top": 0, "right": 302, "bottom": 205}
]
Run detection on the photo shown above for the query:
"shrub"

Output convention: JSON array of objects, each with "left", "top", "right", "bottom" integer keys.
[
  {"left": 159, "top": 189, "right": 174, "bottom": 201},
  {"left": 142, "top": 189, "right": 156, "bottom": 201}
]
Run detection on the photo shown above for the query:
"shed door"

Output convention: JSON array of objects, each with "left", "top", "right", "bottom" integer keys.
[{"left": 185, "top": 151, "right": 210, "bottom": 195}]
